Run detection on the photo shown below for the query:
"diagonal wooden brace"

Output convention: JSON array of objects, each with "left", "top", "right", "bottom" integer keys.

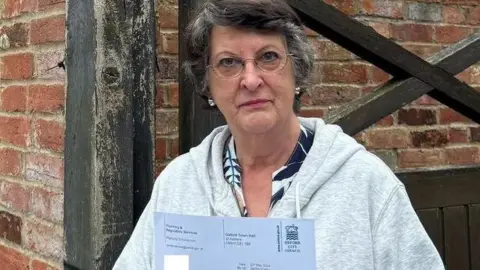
[
  {"left": 324, "top": 33, "right": 480, "bottom": 135},
  {"left": 287, "top": 0, "right": 480, "bottom": 125}
]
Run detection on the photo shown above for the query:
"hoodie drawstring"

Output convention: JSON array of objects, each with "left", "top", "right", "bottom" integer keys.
[{"left": 295, "top": 182, "right": 301, "bottom": 219}]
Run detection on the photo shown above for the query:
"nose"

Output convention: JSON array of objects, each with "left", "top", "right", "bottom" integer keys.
[{"left": 240, "top": 60, "right": 263, "bottom": 91}]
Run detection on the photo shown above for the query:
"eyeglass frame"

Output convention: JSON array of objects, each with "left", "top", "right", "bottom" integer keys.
[{"left": 206, "top": 51, "right": 294, "bottom": 79}]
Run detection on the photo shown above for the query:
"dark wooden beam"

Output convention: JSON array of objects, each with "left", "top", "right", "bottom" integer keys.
[
  {"left": 396, "top": 167, "right": 480, "bottom": 210},
  {"left": 324, "top": 33, "right": 480, "bottom": 135},
  {"left": 179, "top": 0, "right": 226, "bottom": 153},
  {"left": 287, "top": 0, "right": 480, "bottom": 120},
  {"left": 132, "top": 0, "right": 156, "bottom": 224},
  {"left": 65, "top": 0, "right": 155, "bottom": 268}
]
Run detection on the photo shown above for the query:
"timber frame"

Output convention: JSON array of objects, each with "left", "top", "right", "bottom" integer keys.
[{"left": 64, "top": 0, "right": 156, "bottom": 269}]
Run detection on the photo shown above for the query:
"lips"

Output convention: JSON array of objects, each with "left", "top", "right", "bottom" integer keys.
[{"left": 240, "top": 99, "right": 269, "bottom": 107}]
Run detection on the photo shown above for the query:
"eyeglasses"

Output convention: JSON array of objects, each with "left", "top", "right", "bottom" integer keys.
[{"left": 207, "top": 50, "right": 293, "bottom": 78}]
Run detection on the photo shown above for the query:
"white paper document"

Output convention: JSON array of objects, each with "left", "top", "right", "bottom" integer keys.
[{"left": 154, "top": 212, "right": 316, "bottom": 270}]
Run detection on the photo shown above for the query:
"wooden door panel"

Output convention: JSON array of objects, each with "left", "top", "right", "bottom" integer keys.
[
  {"left": 416, "top": 208, "right": 444, "bottom": 261},
  {"left": 444, "top": 206, "right": 470, "bottom": 270}
]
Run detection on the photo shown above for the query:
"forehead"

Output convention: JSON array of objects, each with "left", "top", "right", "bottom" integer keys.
[{"left": 210, "top": 26, "right": 286, "bottom": 55}]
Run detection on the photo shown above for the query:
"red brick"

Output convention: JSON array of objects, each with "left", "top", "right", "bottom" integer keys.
[
  {"left": 24, "top": 220, "right": 63, "bottom": 259},
  {"left": 0, "top": 86, "right": 27, "bottom": 112},
  {"left": 311, "top": 40, "right": 354, "bottom": 60},
  {"left": 411, "top": 129, "right": 448, "bottom": 148},
  {"left": 471, "top": 127, "right": 480, "bottom": 142},
  {"left": 303, "top": 27, "right": 319, "bottom": 37},
  {"left": 30, "top": 188, "right": 63, "bottom": 222},
  {"left": 168, "top": 138, "right": 179, "bottom": 158},
  {"left": 0, "top": 53, "right": 34, "bottom": 80},
  {"left": 375, "top": 115, "right": 394, "bottom": 127},
  {"left": 325, "top": 0, "right": 358, "bottom": 15},
  {"left": 369, "top": 66, "right": 391, "bottom": 83},
  {"left": 305, "top": 85, "right": 361, "bottom": 105},
  {"left": 0, "top": 211, "right": 22, "bottom": 244},
  {"left": 158, "top": 6, "right": 178, "bottom": 29},
  {"left": 32, "top": 259, "right": 60, "bottom": 270},
  {"left": 322, "top": 64, "right": 368, "bottom": 84},
  {"left": 466, "top": 7, "right": 480, "bottom": 25},
  {"left": 0, "top": 245, "right": 29, "bottom": 270},
  {"left": 444, "top": 0, "right": 479, "bottom": 4},
  {"left": 398, "top": 149, "right": 444, "bottom": 168},
  {"left": 402, "top": 44, "right": 442, "bottom": 59},
  {"left": 156, "top": 137, "right": 167, "bottom": 162},
  {"left": 0, "top": 116, "right": 29, "bottom": 147},
  {"left": 455, "top": 69, "right": 472, "bottom": 84},
  {"left": 366, "top": 128, "right": 410, "bottom": 149},
  {"left": 155, "top": 82, "right": 165, "bottom": 108},
  {"left": 407, "top": 2, "right": 442, "bottom": 22},
  {"left": 298, "top": 108, "right": 324, "bottom": 118},
  {"left": 156, "top": 110, "right": 178, "bottom": 136},
  {"left": 34, "top": 119, "right": 65, "bottom": 152},
  {"left": 354, "top": 131, "right": 367, "bottom": 146},
  {"left": 0, "top": 23, "right": 29, "bottom": 48},
  {"left": 0, "top": 148, "right": 22, "bottom": 176},
  {"left": 449, "top": 128, "right": 469, "bottom": 144},
  {"left": 361, "top": 0, "right": 403, "bottom": 18},
  {"left": 413, "top": 94, "right": 440, "bottom": 106},
  {"left": 444, "top": 6, "right": 466, "bottom": 24},
  {"left": 398, "top": 108, "right": 437, "bottom": 126},
  {"left": 156, "top": 57, "right": 178, "bottom": 80},
  {"left": 28, "top": 85, "right": 65, "bottom": 113},
  {"left": 471, "top": 66, "right": 480, "bottom": 85},
  {"left": 391, "top": 24, "right": 434, "bottom": 42},
  {"left": 445, "top": 147, "right": 480, "bottom": 165},
  {"left": 361, "top": 86, "right": 376, "bottom": 95},
  {"left": 434, "top": 26, "right": 471, "bottom": 44},
  {"left": 3, "top": 0, "right": 36, "bottom": 18},
  {"left": 367, "top": 22, "right": 391, "bottom": 38},
  {"left": 159, "top": 32, "right": 178, "bottom": 54},
  {"left": 36, "top": 50, "right": 65, "bottom": 81},
  {"left": 439, "top": 108, "right": 472, "bottom": 124},
  {"left": 166, "top": 83, "right": 179, "bottom": 107},
  {"left": 31, "top": 15, "right": 65, "bottom": 44},
  {"left": 0, "top": 181, "right": 30, "bottom": 212},
  {"left": 38, "top": 0, "right": 65, "bottom": 11},
  {"left": 25, "top": 153, "right": 63, "bottom": 188}
]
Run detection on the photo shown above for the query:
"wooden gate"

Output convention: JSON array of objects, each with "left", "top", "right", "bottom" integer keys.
[{"left": 179, "top": 1, "right": 480, "bottom": 269}]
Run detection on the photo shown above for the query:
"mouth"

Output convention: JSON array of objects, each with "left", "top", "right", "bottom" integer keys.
[{"left": 240, "top": 99, "right": 270, "bottom": 107}]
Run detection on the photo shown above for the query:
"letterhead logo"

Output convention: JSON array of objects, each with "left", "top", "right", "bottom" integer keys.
[{"left": 285, "top": 224, "right": 299, "bottom": 241}]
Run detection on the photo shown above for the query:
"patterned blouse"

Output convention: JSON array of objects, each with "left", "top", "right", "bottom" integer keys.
[{"left": 223, "top": 124, "right": 315, "bottom": 217}]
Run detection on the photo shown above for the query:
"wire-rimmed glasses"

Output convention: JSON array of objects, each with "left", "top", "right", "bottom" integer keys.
[{"left": 207, "top": 50, "right": 293, "bottom": 78}]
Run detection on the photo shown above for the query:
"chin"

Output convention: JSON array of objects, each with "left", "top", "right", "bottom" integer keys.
[{"left": 238, "top": 113, "right": 278, "bottom": 134}]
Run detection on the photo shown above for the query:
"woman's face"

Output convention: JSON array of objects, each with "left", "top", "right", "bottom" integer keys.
[{"left": 208, "top": 26, "right": 296, "bottom": 135}]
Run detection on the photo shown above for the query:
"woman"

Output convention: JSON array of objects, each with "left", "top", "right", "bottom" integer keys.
[{"left": 114, "top": 0, "right": 444, "bottom": 269}]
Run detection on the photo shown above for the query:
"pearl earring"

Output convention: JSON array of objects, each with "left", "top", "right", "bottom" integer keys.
[
  {"left": 295, "top": 87, "right": 301, "bottom": 95},
  {"left": 208, "top": 98, "right": 215, "bottom": 107}
]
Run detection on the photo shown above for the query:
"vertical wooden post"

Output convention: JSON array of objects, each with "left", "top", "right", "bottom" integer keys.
[
  {"left": 178, "top": 0, "right": 226, "bottom": 153},
  {"left": 64, "top": 0, "right": 155, "bottom": 268}
]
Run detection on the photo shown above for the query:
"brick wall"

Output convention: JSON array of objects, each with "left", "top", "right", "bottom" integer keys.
[
  {"left": 0, "top": 0, "right": 65, "bottom": 269},
  {"left": 155, "top": 0, "right": 480, "bottom": 173},
  {"left": 0, "top": 0, "right": 478, "bottom": 268}
]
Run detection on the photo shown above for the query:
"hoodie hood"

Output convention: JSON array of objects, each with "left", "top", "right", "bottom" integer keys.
[{"left": 188, "top": 117, "right": 365, "bottom": 218}]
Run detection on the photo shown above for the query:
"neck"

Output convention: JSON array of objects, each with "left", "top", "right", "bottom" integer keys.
[{"left": 232, "top": 115, "right": 300, "bottom": 171}]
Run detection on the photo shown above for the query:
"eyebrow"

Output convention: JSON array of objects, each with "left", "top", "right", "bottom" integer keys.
[{"left": 213, "top": 45, "right": 283, "bottom": 59}]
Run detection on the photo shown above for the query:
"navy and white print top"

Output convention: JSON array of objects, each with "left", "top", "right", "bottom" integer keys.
[{"left": 223, "top": 124, "right": 315, "bottom": 217}]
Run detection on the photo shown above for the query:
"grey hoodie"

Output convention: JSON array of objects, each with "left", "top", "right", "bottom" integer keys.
[{"left": 113, "top": 117, "right": 444, "bottom": 269}]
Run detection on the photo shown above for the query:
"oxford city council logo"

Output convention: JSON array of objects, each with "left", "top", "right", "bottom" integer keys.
[{"left": 285, "top": 224, "right": 299, "bottom": 241}]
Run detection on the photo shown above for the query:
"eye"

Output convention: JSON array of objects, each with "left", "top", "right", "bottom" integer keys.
[
  {"left": 218, "top": 57, "right": 240, "bottom": 67},
  {"left": 261, "top": 51, "right": 280, "bottom": 62}
]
